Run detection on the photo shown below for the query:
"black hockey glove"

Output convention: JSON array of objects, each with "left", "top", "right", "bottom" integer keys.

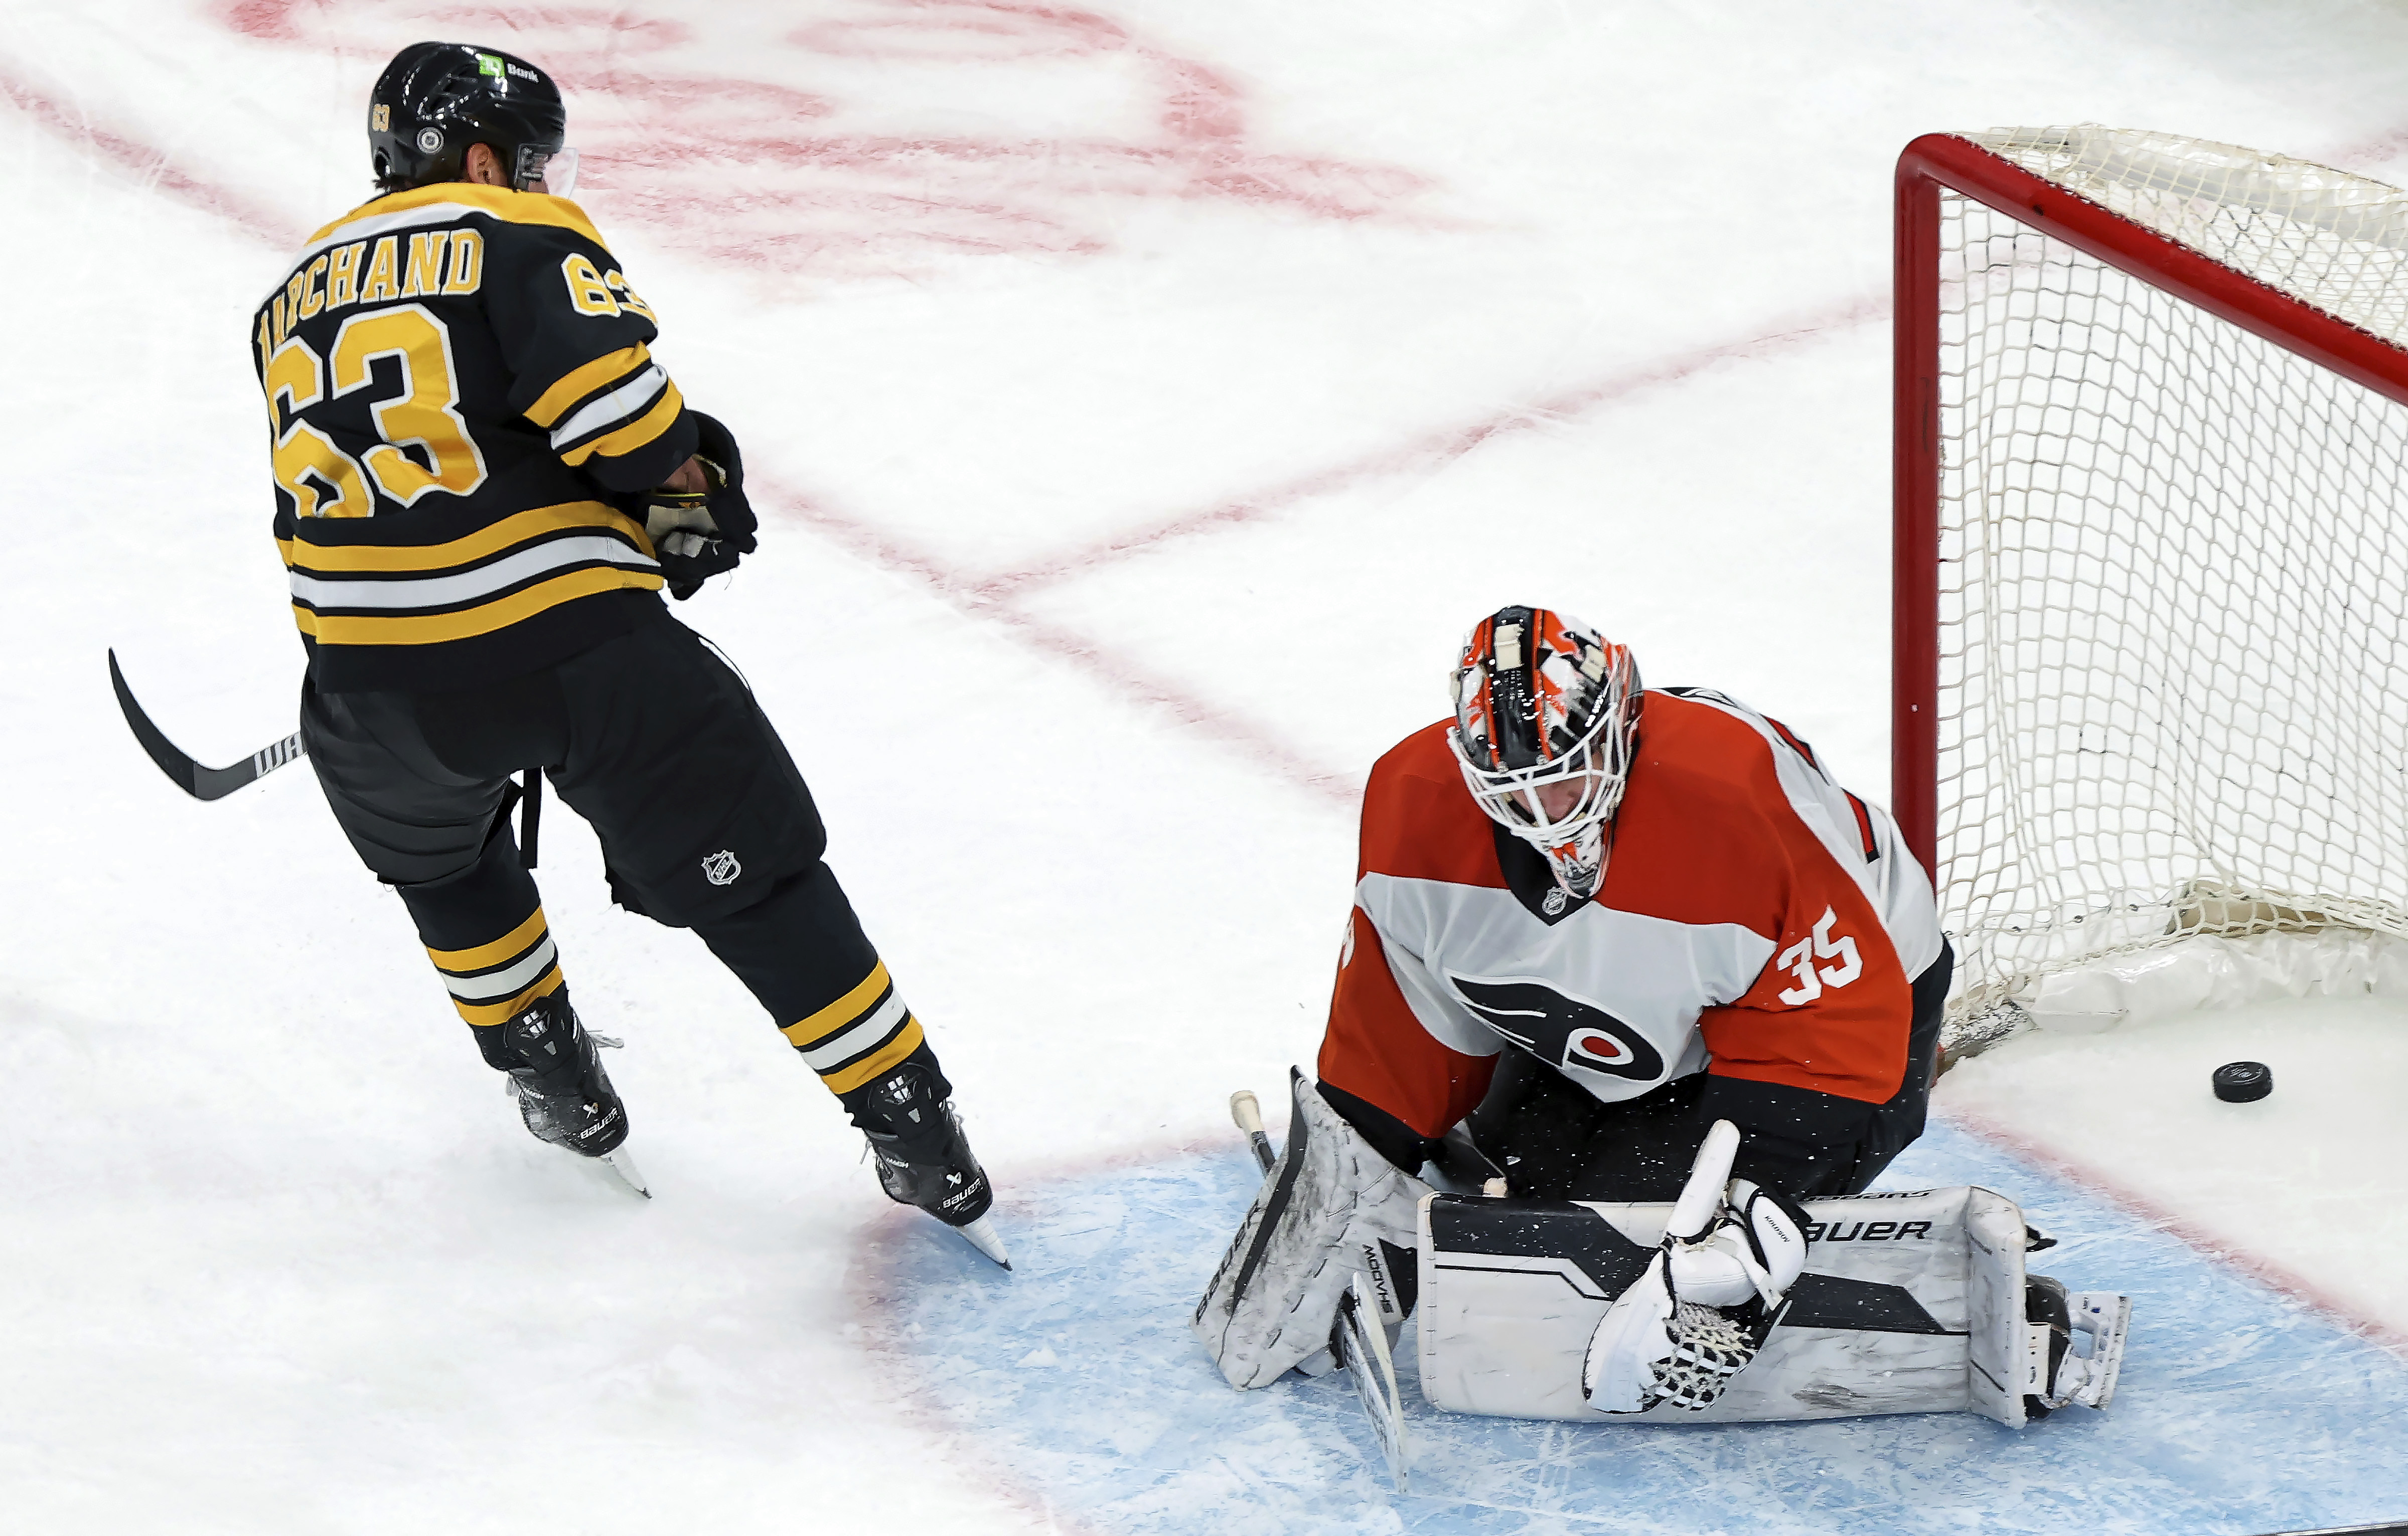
[{"left": 643, "top": 411, "right": 758, "bottom": 600}]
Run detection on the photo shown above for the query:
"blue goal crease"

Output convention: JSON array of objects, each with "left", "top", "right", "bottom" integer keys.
[{"left": 873, "top": 1120, "right": 2408, "bottom": 1536}]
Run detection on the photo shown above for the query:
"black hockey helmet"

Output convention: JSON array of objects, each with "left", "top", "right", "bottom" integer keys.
[{"left": 368, "top": 42, "right": 569, "bottom": 194}]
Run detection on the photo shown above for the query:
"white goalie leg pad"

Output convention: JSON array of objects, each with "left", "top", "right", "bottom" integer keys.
[
  {"left": 1428, "top": 1180, "right": 2131, "bottom": 1424},
  {"left": 1192, "top": 1069, "right": 1432, "bottom": 1389}
]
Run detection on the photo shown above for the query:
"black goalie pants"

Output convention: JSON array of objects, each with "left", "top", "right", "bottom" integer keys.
[
  {"left": 299, "top": 605, "right": 944, "bottom": 1121},
  {"left": 1466, "top": 941, "right": 1954, "bottom": 1203}
]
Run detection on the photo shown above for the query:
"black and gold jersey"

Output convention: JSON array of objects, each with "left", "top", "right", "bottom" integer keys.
[{"left": 253, "top": 183, "right": 698, "bottom": 691}]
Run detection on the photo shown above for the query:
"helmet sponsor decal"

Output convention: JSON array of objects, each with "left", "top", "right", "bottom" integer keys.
[{"left": 416, "top": 127, "right": 443, "bottom": 154}]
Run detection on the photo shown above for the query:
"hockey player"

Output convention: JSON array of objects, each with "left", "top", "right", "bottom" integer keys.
[
  {"left": 1196, "top": 606, "right": 1952, "bottom": 1403},
  {"left": 256, "top": 42, "right": 1004, "bottom": 1265}
]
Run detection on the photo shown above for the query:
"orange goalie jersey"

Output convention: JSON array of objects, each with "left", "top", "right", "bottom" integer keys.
[{"left": 1317, "top": 687, "right": 1945, "bottom": 1152}]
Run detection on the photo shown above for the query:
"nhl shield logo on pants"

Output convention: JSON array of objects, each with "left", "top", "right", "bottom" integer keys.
[{"left": 701, "top": 850, "right": 741, "bottom": 886}]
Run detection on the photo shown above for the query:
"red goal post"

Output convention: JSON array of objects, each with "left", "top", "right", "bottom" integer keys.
[{"left": 1892, "top": 127, "right": 2408, "bottom": 1048}]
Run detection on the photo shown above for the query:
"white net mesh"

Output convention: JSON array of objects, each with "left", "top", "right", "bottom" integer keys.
[{"left": 1934, "top": 125, "right": 2408, "bottom": 1041}]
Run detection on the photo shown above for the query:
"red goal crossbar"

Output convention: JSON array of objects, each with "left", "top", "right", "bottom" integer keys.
[{"left": 1890, "top": 132, "right": 2408, "bottom": 877}]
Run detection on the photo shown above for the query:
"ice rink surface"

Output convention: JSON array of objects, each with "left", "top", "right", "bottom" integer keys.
[
  {"left": 8, "top": 1, "right": 2408, "bottom": 1530},
  {"left": 870, "top": 1123, "right": 2408, "bottom": 1534}
]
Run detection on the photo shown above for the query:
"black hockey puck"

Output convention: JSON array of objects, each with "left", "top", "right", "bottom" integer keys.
[{"left": 2212, "top": 1061, "right": 2273, "bottom": 1103}]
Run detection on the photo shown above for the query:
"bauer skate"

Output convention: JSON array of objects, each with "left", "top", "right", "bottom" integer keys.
[
  {"left": 499, "top": 994, "right": 649, "bottom": 1197},
  {"left": 860, "top": 1064, "right": 1008, "bottom": 1268}
]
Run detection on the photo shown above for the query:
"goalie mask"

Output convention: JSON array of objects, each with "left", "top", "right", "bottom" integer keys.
[{"left": 1447, "top": 607, "right": 1641, "bottom": 901}]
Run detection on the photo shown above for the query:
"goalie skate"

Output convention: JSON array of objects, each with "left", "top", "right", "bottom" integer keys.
[{"left": 2025, "top": 1276, "right": 2131, "bottom": 1416}]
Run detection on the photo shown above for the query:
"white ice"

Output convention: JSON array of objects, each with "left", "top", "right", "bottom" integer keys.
[{"left": 9, "top": 1, "right": 2408, "bottom": 1529}]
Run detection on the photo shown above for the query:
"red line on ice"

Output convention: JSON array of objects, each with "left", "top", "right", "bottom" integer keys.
[
  {"left": 1948, "top": 1106, "right": 2408, "bottom": 1359},
  {"left": 0, "top": 63, "right": 299, "bottom": 246},
  {"left": 966, "top": 296, "right": 1889, "bottom": 604},
  {"left": 212, "top": 0, "right": 1440, "bottom": 283}
]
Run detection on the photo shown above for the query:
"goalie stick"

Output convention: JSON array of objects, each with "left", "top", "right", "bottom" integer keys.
[
  {"left": 1229, "top": 1088, "right": 1411, "bottom": 1490},
  {"left": 107, "top": 649, "right": 304, "bottom": 800}
]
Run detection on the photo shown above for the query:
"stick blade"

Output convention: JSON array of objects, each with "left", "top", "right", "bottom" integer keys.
[
  {"left": 106, "top": 649, "right": 306, "bottom": 800},
  {"left": 108, "top": 649, "right": 201, "bottom": 798}
]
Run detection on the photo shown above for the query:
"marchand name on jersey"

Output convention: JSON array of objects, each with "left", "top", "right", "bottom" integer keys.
[{"left": 256, "top": 230, "right": 485, "bottom": 368}]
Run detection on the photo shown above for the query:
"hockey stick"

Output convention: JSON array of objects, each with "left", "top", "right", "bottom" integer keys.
[
  {"left": 107, "top": 650, "right": 303, "bottom": 800},
  {"left": 1667, "top": 1120, "right": 1741, "bottom": 1242},
  {"left": 1228, "top": 1085, "right": 1410, "bottom": 1491},
  {"left": 1230, "top": 1089, "right": 1277, "bottom": 1174},
  {"left": 1337, "top": 1273, "right": 1411, "bottom": 1491}
]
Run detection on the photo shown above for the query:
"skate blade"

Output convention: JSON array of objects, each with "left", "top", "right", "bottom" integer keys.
[
  {"left": 597, "top": 1147, "right": 651, "bottom": 1199},
  {"left": 954, "top": 1212, "right": 1011, "bottom": 1270}
]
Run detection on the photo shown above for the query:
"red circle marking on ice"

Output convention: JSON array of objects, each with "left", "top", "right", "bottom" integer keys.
[{"left": 210, "top": 0, "right": 1433, "bottom": 282}]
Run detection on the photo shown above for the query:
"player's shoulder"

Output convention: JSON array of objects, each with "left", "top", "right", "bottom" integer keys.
[
  {"left": 1607, "top": 687, "right": 1865, "bottom": 920},
  {"left": 1358, "top": 720, "right": 1503, "bottom": 886},
  {"left": 1366, "top": 719, "right": 1459, "bottom": 793},
  {"left": 1634, "top": 687, "right": 1821, "bottom": 804},
  {"left": 1616, "top": 687, "right": 1836, "bottom": 861},
  {"left": 300, "top": 184, "right": 616, "bottom": 261}
]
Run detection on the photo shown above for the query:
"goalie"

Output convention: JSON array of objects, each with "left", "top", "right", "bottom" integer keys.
[{"left": 1194, "top": 607, "right": 2122, "bottom": 1424}]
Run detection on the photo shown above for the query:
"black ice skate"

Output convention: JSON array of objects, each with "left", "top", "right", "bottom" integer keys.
[
  {"left": 861, "top": 1064, "right": 1008, "bottom": 1269},
  {"left": 500, "top": 994, "right": 649, "bottom": 1198}
]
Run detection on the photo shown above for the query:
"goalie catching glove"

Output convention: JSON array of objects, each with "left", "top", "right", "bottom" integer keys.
[
  {"left": 643, "top": 411, "right": 757, "bottom": 600},
  {"left": 1582, "top": 1121, "right": 1810, "bottom": 1414},
  {"left": 1193, "top": 1069, "right": 1431, "bottom": 1388}
]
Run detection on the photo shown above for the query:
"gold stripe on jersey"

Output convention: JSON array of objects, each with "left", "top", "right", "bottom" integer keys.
[
  {"left": 294, "top": 564, "right": 664, "bottom": 647},
  {"left": 284, "top": 500, "right": 661, "bottom": 647},
  {"left": 427, "top": 906, "right": 566, "bottom": 1028},
  {"left": 280, "top": 503, "right": 653, "bottom": 574},
  {"left": 782, "top": 960, "right": 927, "bottom": 1094},
  {"left": 302, "top": 183, "right": 612, "bottom": 260},
  {"left": 560, "top": 379, "right": 686, "bottom": 468},
  {"left": 527, "top": 345, "right": 654, "bottom": 430}
]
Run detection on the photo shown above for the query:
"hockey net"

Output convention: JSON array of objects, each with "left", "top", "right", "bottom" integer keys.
[{"left": 1894, "top": 127, "right": 2408, "bottom": 1059}]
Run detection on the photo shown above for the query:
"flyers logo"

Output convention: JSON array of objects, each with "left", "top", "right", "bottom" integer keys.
[{"left": 1450, "top": 975, "right": 1666, "bottom": 1083}]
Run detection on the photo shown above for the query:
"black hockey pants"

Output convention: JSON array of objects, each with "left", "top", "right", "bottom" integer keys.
[
  {"left": 1465, "top": 940, "right": 1954, "bottom": 1203},
  {"left": 300, "top": 605, "right": 946, "bottom": 1121}
]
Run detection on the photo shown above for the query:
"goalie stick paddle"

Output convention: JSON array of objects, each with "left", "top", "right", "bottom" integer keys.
[
  {"left": 107, "top": 650, "right": 304, "bottom": 800},
  {"left": 1335, "top": 1276, "right": 1411, "bottom": 1492}
]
